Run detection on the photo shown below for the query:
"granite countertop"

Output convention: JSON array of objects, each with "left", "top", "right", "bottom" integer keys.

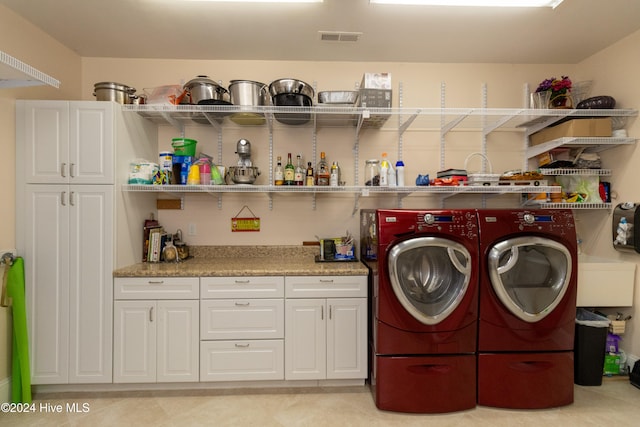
[{"left": 113, "top": 245, "right": 370, "bottom": 277}]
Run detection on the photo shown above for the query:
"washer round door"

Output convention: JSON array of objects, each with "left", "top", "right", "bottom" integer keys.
[
  {"left": 388, "top": 237, "right": 472, "bottom": 325},
  {"left": 488, "top": 236, "right": 572, "bottom": 323}
]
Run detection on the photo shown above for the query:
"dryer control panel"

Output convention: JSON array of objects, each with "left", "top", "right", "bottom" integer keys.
[
  {"left": 374, "top": 209, "right": 479, "bottom": 245},
  {"left": 478, "top": 209, "right": 576, "bottom": 240}
]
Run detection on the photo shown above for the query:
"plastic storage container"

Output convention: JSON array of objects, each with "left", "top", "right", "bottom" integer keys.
[
  {"left": 171, "top": 138, "right": 197, "bottom": 156},
  {"left": 574, "top": 309, "right": 611, "bottom": 386}
]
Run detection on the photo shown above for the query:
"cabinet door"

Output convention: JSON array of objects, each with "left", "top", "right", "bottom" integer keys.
[
  {"left": 285, "top": 299, "right": 326, "bottom": 380},
  {"left": 68, "top": 185, "right": 114, "bottom": 383},
  {"left": 156, "top": 300, "right": 199, "bottom": 382},
  {"left": 327, "top": 298, "right": 368, "bottom": 380},
  {"left": 69, "top": 102, "right": 114, "bottom": 184},
  {"left": 19, "top": 101, "right": 69, "bottom": 184},
  {"left": 18, "top": 101, "right": 114, "bottom": 184},
  {"left": 24, "top": 185, "right": 70, "bottom": 384},
  {"left": 113, "top": 300, "right": 156, "bottom": 383}
]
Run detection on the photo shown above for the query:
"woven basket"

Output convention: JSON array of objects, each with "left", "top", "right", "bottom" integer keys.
[{"left": 464, "top": 152, "right": 501, "bottom": 186}]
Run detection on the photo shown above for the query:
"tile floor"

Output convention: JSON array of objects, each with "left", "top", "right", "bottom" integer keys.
[{"left": 2, "top": 378, "right": 639, "bottom": 427}]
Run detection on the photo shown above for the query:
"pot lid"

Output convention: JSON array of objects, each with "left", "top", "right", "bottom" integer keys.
[
  {"left": 94, "top": 81, "right": 135, "bottom": 92},
  {"left": 184, "top": 75, "right": 226, "bottom": 90}
]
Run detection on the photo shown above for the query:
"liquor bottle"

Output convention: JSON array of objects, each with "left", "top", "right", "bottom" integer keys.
[
  {"left": 329, "top": 161, "right": 340, "bottom": 187},
  {"left": 274, "top": 155, "right": 284, "bottom": 185},
  {"left": 284, "top": 152, "right": 295, "bottom": 185},
  {"left": 294, "top": 154, "right": 305, "bottom": 186},
  {"left": 305, "top": 162, "right": 315, "bottom": 186},
  {"left": 315, "top": 151, "right": 330, "bottom": 186}
]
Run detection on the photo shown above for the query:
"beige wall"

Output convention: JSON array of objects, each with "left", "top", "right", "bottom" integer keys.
[
  {"left": 2, "top": 0, "right": 640, "bottom": 392},
  {"left": 81, "top": 59, "right": 580, "bottom": 245},
  {"left": 577, "top": 29, "right": 640, "bottom": 358},
  {"left": 0, "top": 4, "right": 82, "bottom": 395}
]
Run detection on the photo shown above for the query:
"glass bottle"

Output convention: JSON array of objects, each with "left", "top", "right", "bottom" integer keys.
[
  {"left": 274, "top": 155, "right": 284, "bottom": 185},
  {"left": 284, "top": 152, "right": 295, "bottom": 185},
  {"left": 329, "top": 161, "right": 340, "bottom": 187},
  {"left": 315, "top": 151, "right": 330, "bottom": 186},
  {"left": 305, "top": 162, "right": 315, "bottom": 186},
  {"left": 294, "top": 154, "right": 305, "bottom": 186}
]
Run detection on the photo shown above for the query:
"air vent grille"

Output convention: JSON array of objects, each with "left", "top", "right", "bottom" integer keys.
[{"left": 319, "top": 31, "right": 362, "bottom": 42}]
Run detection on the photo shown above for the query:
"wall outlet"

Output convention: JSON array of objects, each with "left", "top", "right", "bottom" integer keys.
[{"left": 188, "top": 223, "right": 197, "bottom": 236}]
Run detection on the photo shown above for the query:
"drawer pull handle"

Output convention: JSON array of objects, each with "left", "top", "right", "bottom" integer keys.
[
  {"left": 148, "top": 280, "right": 164, "bottom": 284},
  {"left": 329, "top": 305, "right": 332, "bottom": 320},
  {"left": 61, "top": 163, "right": 66, "bottom": 178},
  {"left": 235, "top": 343, "right": 250, "bottom": 348},
  {"left": 321, "top": 305, "right": 324, "bottom": 320},
  {"left": 234, "top": 280, "right": 250, "bottom": 284},
  {"left": 320, "top": 279, "right": 334, "bottom": 283},
  {"left": 149, "top": 306, "right": 154, "bottom": 322},
  {"left": 235, "top": 302, "right": 250, "bottom": 306}
]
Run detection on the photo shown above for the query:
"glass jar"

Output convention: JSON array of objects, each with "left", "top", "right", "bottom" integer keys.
[{"left": 365, "top": 159, "right": 380, "bottom": 186}]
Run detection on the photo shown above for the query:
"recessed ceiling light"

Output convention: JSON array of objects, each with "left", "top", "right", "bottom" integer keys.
[{"left": 370, "top": 0, "right": 564, "bottom": 7}]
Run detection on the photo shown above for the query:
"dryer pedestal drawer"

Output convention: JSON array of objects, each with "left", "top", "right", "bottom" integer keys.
[
  {"left": 373, "top": 354, "right": 476, "bottom": 413},
  {"left": 477, "top": 351, "right": 574, "bottom": 409},
  {"left": 200, "top": 340, "right": 284, "bottom": 382}
]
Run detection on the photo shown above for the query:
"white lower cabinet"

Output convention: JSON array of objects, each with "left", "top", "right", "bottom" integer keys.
[
  {"left": 199, "top": 276, "right": 285, "bottom": 382},
  {"left": 113, "top": 278, "right": 199, "bottom": 383},
  {"left": 200, "top": 340, "right": 284, "bottom": 382},
  {"left": 285, "top": 276, "right": 368, "bottom": 381}
]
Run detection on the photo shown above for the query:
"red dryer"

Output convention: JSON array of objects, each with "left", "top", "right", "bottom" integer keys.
[
  {"left": 361, "top": 209, "right": 480, "bottom": 413},
  {"left": 476, "top": 209, "right": 578, "bottom": 409}
]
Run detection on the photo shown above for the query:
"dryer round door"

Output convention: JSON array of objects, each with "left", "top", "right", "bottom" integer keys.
[
  {"left": 488, "top": 236, "right": 572, "bottom": 323},
  {"left": 388, "top": 237, "right": 472, "bottom": 325}
]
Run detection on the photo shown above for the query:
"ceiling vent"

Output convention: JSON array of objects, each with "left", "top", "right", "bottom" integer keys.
[{"left": 319, "top": 31, "right": 362, "bottom": 42}]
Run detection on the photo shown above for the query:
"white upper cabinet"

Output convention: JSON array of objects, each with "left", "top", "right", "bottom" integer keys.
[{"left": 18, "top": 101, "right": 114, "bottom": 184}]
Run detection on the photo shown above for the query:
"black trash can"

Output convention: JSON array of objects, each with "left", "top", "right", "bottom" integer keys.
[{"left": 574, "top": 309, "right": 611, "bottom": 386}]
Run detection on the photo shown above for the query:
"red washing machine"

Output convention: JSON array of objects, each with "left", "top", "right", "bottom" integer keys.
[
  {"left": 476, "top": 209, "right": 577, "bottom": 409},
  {"left": 361, "top": 209, "right": 479, "bottom": 413}
]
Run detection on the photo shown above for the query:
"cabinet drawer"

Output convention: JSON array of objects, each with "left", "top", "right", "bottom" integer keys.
[
  {"left": 200, "top": 276, "right": 284, "bottom": 299},
  {"left": 285, "top": 276, "right": 367, "bottom": 298},
  {"left": 200, "top": 299, "right": 284, "bottom": 340},
  {"left": 200, "top": 340, "right": 284, "bottom": 382},
  {"left": 114, "top": 277, "right": 199, "bottom": 300}
]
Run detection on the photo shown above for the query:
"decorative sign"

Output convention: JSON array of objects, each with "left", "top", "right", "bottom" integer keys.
[{"left": 231, "top": 205, "right": 261, "bottom": 232}]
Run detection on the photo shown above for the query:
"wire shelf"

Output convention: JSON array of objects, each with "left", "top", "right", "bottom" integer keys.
[
  {"left": 122, "top": 184, "right": 560, "bottom": 194},
  {"left": 539, "top": 168, "right": 612, "bottom": 176}
]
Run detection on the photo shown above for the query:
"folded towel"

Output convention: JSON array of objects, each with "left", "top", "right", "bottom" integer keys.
[{"left": 6, "top": 257, "right": 31, "bottom": 404}]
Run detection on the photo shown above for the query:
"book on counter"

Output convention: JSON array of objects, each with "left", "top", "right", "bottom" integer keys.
[
  {"left": 146, "top": 226, "right": 164, "bottom": 263},
  {"left": 143, "top": 214, "right": 159, "bottom": 262}
]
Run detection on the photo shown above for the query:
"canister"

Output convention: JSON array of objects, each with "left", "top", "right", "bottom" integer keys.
[
  {"left": 365, "top": 159, "right": 380, "bottom": 186},
  {"left": 159, "top": 151, "right": 173, "bottom": 171}
]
